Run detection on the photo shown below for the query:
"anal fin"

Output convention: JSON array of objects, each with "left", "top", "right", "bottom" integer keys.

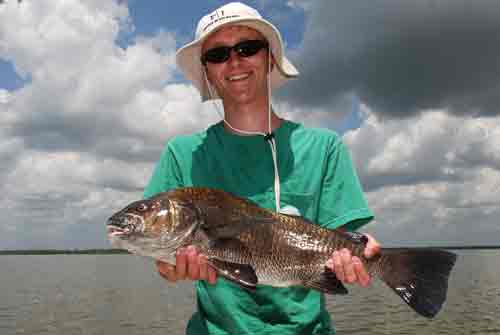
[{"left": 304, "top": 267, "right": 349, "bottom": 295}]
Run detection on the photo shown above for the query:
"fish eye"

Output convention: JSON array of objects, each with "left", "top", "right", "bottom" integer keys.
[{"left": 137, "top": 203, "right": 148, "bottom": 212}]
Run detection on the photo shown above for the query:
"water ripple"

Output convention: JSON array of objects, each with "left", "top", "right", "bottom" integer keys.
[{"left": 0, "top": 251, "right": 498, "bottom": 335}]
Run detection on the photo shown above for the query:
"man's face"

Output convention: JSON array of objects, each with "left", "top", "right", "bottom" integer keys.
[{"left": 201, "top": 25, "right": 270, "bottom": 106}]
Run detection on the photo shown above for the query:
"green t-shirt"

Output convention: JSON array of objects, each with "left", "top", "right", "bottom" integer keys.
[{"left": 144, "top": 120, "right": 373, "bottom": 335}]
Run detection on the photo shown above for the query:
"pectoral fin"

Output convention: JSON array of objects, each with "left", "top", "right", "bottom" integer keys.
[
  {"left": 208, "top": 258, "right": 258, "bottom": 291},
  {"left": 204, "top": 238, "right": 258, "bottom": 291}
]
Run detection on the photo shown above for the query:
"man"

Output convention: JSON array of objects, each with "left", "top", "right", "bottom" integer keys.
[{"left": 145, "top": 2, "right": 380, "bottom": 334}]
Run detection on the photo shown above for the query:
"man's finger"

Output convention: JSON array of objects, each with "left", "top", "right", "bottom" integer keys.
[
  {"left": 176, "top": 247, "right": 188, "bottom": 280},
  {"left": 165, "top": 265, "right": 178, "bottom": 282},
  {"left": 353, "top": 256, "right": 370, "bottom": 287},
  {"left": 187, "top": 246, "right": 200, "bottom": 280},
  {"left": 340, "top": 248, "right": 357, "bottom": 283},
  {"left": 207, "top": 266, "right": 217, "bottom": 284},
  {"left": 156, "top": 260, "right": 177, "bottom": 283},
  {"left": 332, "top": 250, "right": 344, "bottom": 282},
  {"left": 198, "top": 254, "right": 208, "bottom": 281},
  {"left": 156, "top": 260, "right": 168, "bottom": 277}
]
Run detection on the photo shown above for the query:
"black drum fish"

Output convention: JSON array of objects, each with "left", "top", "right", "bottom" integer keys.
[{"left": 107, "top": 187, "right": 457, "bottom": 318}]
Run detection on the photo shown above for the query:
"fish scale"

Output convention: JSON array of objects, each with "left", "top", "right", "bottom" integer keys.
[{"left": 107, "top": 186, "right": 457, "bottom": 318}]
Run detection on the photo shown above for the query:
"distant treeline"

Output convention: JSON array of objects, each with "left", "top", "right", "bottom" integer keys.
[
  {"left": 0, "top": 249, "right": 130, "bottom": 255},
  {"left": 0, "top": 0, "right": 24, "bottom": 4},
  {"left": 1, "top": 246, "right": 499, "bottom": 255}
]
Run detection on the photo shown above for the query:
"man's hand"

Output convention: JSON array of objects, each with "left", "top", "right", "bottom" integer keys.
[
  {"left": 156, "top": 245, "right": 217, "bottom": 284},
  {"left": 325, "top": 233, "right": 380, "bottom": 287}
]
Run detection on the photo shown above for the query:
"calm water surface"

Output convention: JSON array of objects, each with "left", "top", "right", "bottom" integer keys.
[{"left": 1, "top": 250, "right": 498, "bottom": 335}]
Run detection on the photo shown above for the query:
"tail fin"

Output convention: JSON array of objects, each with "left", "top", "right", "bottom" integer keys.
[{"left": 378, "top": 248, "right": 457, "bottom": 318}]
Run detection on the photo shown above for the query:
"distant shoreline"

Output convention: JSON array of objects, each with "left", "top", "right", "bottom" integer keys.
[
  {"left": 0, "top": 246, "right": 499, "bottom": 255},
  {"left": 0, "top": 249, "right": 130, "bottom": 255}
]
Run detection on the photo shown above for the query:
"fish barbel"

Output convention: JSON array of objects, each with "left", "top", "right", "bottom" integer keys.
[{"left": 107, "top": 187, "right": 457, "bottom": 318}]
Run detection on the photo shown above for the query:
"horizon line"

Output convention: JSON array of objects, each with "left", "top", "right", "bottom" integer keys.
[{"left": 1, "top": 245, "right": 500, "bottom": 255}]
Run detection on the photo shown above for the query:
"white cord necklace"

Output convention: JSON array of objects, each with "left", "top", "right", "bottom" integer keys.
[{"left": 203, "top": 49, "right": 281, "bottom": 212}]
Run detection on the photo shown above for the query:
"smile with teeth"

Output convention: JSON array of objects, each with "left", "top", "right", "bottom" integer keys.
[{"left": 227, "top": 73, "right": 250, "bottom": 81}]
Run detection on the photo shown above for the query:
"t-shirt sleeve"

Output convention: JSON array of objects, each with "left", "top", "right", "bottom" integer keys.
[
  {"left": 318, "top": 137, "right": 374, "bottom": 231},
  {"left": 143, "top": 144, "right": 183, "bottom": 199}
]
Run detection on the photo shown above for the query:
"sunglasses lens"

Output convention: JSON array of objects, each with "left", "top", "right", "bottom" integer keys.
[
  {"left": 202, "top": 40, "right": 268, "bottom": 64},
  {"left": 203, "top": 47, "right": 231, "bottom": 64},
  {"left": 235, "top": 40, "right": 267, "bottom": 57}
]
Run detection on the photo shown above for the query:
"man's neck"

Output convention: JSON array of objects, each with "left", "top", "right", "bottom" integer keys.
[{"left": 222, "top": 99, "right": 281, "bottom": 135}]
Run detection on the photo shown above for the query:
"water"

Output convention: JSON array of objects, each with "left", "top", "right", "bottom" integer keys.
[{"left": 1, "top": 250, "right": 498, "bottom": 335}]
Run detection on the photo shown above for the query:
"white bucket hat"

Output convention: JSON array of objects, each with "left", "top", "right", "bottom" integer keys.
[{"left": 176, "top": 2, "right": 299, "bottom": 101}]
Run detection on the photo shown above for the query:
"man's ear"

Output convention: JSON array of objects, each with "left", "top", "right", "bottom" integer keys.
[{"left": 269, "top": 53, "right": 276, "bottom": 72}]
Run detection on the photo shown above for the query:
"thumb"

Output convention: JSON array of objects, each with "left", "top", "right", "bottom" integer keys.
[{"left": 363, "top": 233, "right": 381, "bottom": 259}]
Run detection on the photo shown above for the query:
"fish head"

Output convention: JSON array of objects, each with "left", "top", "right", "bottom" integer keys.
[
  {"left": 106, "top": 195, "right": 200, "bottom": 255},
  {"left": 107, "top": 197, "right": 164, "bottom": 237}
]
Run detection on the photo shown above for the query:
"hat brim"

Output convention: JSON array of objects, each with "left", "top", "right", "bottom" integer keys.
[{"left": 176, "top": 18, "right": 299, "bottom": 101}]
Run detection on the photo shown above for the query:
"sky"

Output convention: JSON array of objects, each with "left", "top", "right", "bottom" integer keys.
[{"left": 0, "top": 0, "right": 499, "bottom": 250}]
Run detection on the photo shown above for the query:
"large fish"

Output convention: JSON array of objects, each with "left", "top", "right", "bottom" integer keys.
[{"left": 107, "top": 187, "right": 457, "bottom": 318}]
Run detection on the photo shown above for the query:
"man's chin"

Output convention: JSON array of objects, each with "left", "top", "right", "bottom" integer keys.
[{"left": 225, "top": 92, "right": 256, "bottom": 105}]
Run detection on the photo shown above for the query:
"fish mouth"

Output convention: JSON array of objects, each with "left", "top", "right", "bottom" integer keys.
[
  {"left": 107, "top": 225, "right": 128, "bottom": 237},
  {"left": 107, "top": 212, "right": 145, "bottom": 238}
]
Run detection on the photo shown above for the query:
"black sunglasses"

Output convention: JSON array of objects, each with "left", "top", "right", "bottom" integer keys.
[{"left": 201, "top": 39, "right": 269, "bottom": 65}]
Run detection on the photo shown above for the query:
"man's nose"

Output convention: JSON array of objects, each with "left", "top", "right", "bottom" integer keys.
[{"left": 226, "top": 49, "right": 242, "bottom": 66}]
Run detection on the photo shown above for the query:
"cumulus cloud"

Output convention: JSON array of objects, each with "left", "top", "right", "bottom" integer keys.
[
  {"left": 276, "top": 91, "right": 357, "bottom": 130},
  {"left": 1, "top": 2, "right": 179, "bottom": 157},
  {"left": 0, "top": 0, "right": 498, "bottom": 250},
  {"left": 274, "top": 0, "right": 500, "bottom": 246},
  {"left": 0, "top": 0, "right": 217, "bottom": 249},
  {"left": 345, "top": 106, "right": 500, "bottom": 246},
  {"left": 285, "top": 0, "right": 313, "bottom": 12},
  {"left": 280, "top": 0, "right": 500, "bottom": 118}
]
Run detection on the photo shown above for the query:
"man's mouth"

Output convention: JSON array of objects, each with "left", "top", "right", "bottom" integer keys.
[{"left": 227, "top": 73, "right": 250, "bottom": 81}]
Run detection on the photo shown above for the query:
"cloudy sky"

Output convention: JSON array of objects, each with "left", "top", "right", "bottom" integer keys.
[{"left": 1, "top": 0, "right": 499, "bottom": 250}]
